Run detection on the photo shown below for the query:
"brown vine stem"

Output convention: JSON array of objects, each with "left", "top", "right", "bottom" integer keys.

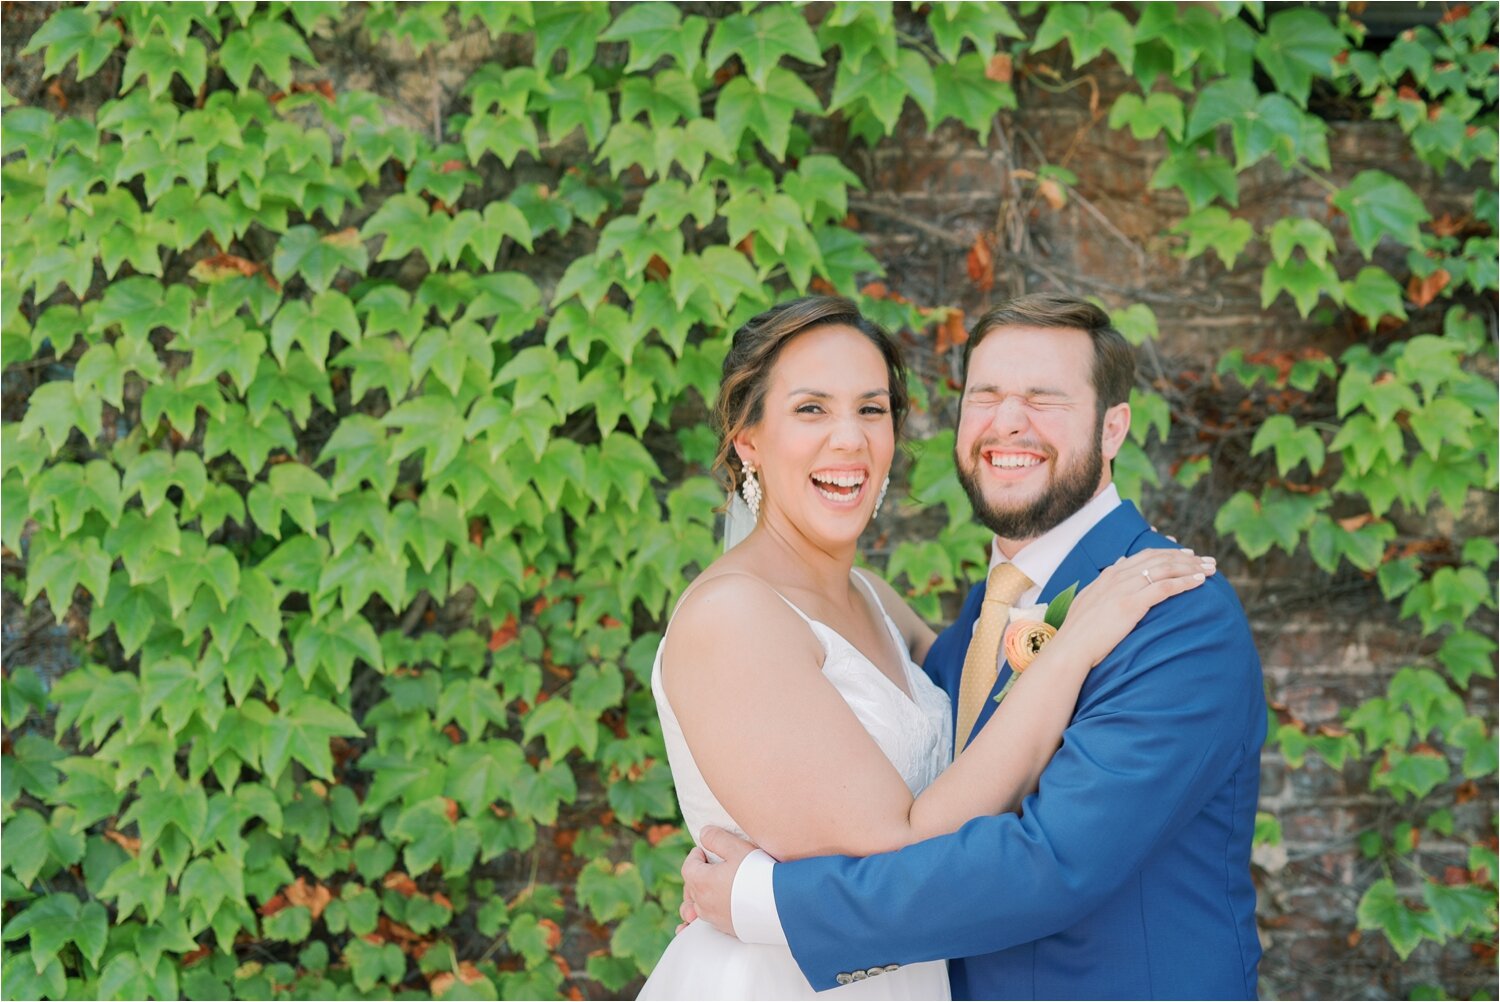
[
  {"left": 848, "top": 195, "right": 1185, "bottom": 314},
  {"left": 1014, "top": 124, "right": 1149, "bottom": 271},
  {"left": 847, "top": 197, "right": 972, "bottom": 249},
  {"left": 398, "top": 590, "right": 430, "bottom": 635},
  {"left": 428, "top": 49, "right": 442, "bottom": 144},
  {"left": 1294, "top": 160, "right": 1342, "bottom": 196},
  {"left": 894, "top": 30, "right": 945, "bottom": 66}
]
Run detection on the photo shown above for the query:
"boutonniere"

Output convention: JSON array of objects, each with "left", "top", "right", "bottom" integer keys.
[{"left": 994, "top": 583, "right": 1078, "bottom": 705}]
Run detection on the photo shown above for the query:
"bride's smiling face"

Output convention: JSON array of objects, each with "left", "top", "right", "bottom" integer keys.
[{"left": 736, "top": 324, "right": 896, "bottom": 548}]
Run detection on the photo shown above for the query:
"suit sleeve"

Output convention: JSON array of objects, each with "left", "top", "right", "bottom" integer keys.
[{"left": 773, "top": 577, "right": 1265, "bottom": 989}]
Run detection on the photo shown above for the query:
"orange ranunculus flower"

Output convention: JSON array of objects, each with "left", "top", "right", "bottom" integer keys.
[{"left": 1003, "top": 620, "right": 1058, "bottom": 672}]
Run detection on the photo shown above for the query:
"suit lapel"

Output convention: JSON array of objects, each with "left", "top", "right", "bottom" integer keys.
[
  {"left": 962, "top": 502, "right": 1154, "bottom": 749},
  {"left": 1037, "top": 501, "right": 1152, "bottom": 603}
]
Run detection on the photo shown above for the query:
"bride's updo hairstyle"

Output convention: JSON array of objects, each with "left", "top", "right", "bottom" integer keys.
[{"left": 712, "top": 295, "right": 909, "bottom": 498}]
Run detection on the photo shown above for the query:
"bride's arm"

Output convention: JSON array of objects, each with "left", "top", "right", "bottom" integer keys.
[{"left": 662, "top": 550, "right": 1214, "bottom": 862}]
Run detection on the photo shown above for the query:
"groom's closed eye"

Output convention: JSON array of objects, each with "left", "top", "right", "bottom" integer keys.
[{"left": 964, "top": 388, "right": 1074, "bottom": 409}]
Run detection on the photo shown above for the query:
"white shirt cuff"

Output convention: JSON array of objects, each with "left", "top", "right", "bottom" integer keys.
[{"left": 730, "top": 849, "right": 788, "bottom": 946}]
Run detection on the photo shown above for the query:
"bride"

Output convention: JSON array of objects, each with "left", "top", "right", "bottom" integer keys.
[{"left": 640, "top": 296, "right": 1213, "bottom": 999}]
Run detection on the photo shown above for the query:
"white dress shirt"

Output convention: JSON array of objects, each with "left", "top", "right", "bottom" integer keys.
[{"left": 731, "top": 484, "right": 1124, "bottom": 946}]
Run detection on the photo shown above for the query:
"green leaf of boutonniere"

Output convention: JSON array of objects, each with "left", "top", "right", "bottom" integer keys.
[{"left": 1044, "top": 583, "right": 1078, "bottom": 630}]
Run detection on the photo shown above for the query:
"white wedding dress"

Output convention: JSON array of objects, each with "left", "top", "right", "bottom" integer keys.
[{"left": 640, "top": 572, "right": 953, "bottom": 1000}]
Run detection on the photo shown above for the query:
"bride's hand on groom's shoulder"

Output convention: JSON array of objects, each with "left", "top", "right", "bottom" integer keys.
[
  {"left": 1062, "top": 548, "right": 1218, "bottom": 666},
  {"left": 678, "top": 826, "right": 757, "bottom": 938}
]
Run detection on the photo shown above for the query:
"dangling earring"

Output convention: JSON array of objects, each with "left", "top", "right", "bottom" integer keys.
[
  {"left": 740, "top": 461, "right": 762, "bottom": 519},
  {"left": 873, "top": 474, "right": 890, "bottom": 517}
]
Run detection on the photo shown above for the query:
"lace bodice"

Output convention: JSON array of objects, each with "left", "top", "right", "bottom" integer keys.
[{"left": 651, "top": 572, "right": 954, "bottom": 845}]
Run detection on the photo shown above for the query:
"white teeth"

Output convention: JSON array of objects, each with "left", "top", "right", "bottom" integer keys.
[
  {"left": 810, "top": 472, "right": 864, "bottom": 504},
  {"left": 811, "top": 472, "right": 865, "bottom": 488},
  {"left": 814, "top": 485, "right": 860, "bottom": 503},
  {"left": 990, "top": 454, "right": 1042, "bottom": 469}
]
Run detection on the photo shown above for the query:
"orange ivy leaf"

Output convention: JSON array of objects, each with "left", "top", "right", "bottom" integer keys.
[
  {"left": 284, "top": 876, "right": 333, "bottom": 920},
  {"left": 1407, "top": 269, "right": 1450, "bottom": 307},
  {"left": 966, "top": 234, "right": 994, "bottom": 292}
]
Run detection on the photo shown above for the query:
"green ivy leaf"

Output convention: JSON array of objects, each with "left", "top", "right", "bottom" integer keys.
[
  {"left": 530, "top": 1, "right": 611, "bottom": 76},
  {"left": 20, "top": 7, "right": 122, "bottom": 81},
  {"left": 1250, "top": 414, "right": 1326, "bottom": 476},
  {"left": 1341, "top": 266, "right": 1409, "bottom": 327},
  {"left": 1254, "top": 8, "right": 1347, "bottom": 107},
  {"left": 0, "top": 894, "right": 100, "bottom": 975},
  {"left": 1260, "top": 257, "right": 1341, "bottom": 317},
  {"left": 1437, "top": 631, "right": 1498, "bottom": 688},
  {"left": 175, "top": 314, "right": 267, "bottom": 394},
  {"left": 928, "top": 1, "right": 1023, "bottom": 63},
  {"left": 1332, "top": 171, "right": 1431, "bottom": 259},
  {"left": 50, "top": 756, "right": 124, "bottom": 833},
  {"left": 383, "top": 394, "right": 468, "bottom": 479},
  {"left": 203, "top": 403, "right": 297, "bottom": 476},
  {"left": 74, "top": 338, "right": 165, "bottom": 411},
  {"left": 1170, "top": 206, "right": 1254, "bottom": 268},
  {"left": 707, "top": 6, "right": 823, "bottom": 90},
  {"left": 114, "top": 135, "right": 209, "bottom": 204},
  {"left": 273, "top": 225, "right": 369, "bottom": 294},
  {"left": 601, "top": 3, "right": 707, "bottom": 74},
  {"left": 576, "top": 858, "right": 646, "bottom": 924},
  {"left": 715, "top": 69, "right": 822, "bottom": 160},
  {"left": 260, "top": 695, "right": 364, "bottom": 785},
  {"left": 317, "top": 414, "right": 399, "bottom": 496},
  {"left": 1032, "top": 4, "right": 1135, "bottom": 73},
  {"left": 219, "top": 17, "right": 317, "bottom": 91},
  {"left": 609, "top": 901, "right": 674, "bottom": 969},
  {"left": 462, "top": 111, "right": 542, "bottom": 168},
  {"left": 1109, "top": 91, "right": 1185, "bottom": 141},
  {"left": 1267, "top": 217, "right": 1337, "bottom": 267},
  {"left": 389, "top": 797, "right": 479, "bottom": 877},
  {"left": 291, "top": 614, "right": 382, "bottom": 692},
  {"left": 361, "top": 193, "right": 445, "bottom": 267},
  {"left": 246, "top": 462, "right": 335, "bottom": 540},
  {"left": 343, "top": 936, "right": 407, "bottom": 992},
  {"left": 1149, "top": 147, "right": 1238, "bottom": 211},
  {"left": 121, "top": 32, "right": 208, "bottom": 99},
  {"left": 831, "top": 47, "right": 936, "bottom": 135},
  {"left": 93, "top": 277, "right": 194, "bottom": 343},
  {"left": 263, "top": 904, "right": 312, "bottom": 942},
  {"left": 23, "top": 536, "right": 112, "bottom": 618},
  {"left": 1135, "top": 3, "right": 1228, "bottom": 77}
]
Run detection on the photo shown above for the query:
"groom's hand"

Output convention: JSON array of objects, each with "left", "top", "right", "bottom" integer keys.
[{"left": 679, "top": 826, "right": 756, "bottom": 938}]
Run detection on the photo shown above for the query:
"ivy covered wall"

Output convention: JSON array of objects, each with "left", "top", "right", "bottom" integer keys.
[{"left": 1, "top": 2, "right": 1495, "bottom": 1000}]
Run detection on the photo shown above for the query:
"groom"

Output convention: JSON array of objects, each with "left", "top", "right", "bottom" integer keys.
[{"left": 681, "top": 294, "right": 1266, "bottom": 999}]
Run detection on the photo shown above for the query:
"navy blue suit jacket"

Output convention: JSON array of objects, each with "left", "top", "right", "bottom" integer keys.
[{"left": 773, "top": 502, "right": 1265, "bottom": 999}]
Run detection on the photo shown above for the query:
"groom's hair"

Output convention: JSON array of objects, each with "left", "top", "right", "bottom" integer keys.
[
  {"left": 712, "top": 296, "right": 908, "bottom": 498},
  {"left": 962, "top": 295, "right": 1135, "bottom": 423}
]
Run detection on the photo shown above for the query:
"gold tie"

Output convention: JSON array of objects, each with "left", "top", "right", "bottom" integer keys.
[{"left": 955, "top": 562, "right": 1034, "bottom": 753}]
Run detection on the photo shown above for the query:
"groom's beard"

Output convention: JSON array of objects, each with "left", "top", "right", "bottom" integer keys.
[{"left": 957, "top": 424, "right": 1105, "bottom": 540}]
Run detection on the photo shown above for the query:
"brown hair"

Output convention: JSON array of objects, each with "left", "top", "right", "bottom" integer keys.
[
  {"left": 712, "top": 295, "right": 909, "bottom": 495},
  {"left": 962, "top": 294, "right": 1135, "bottom": 421}
]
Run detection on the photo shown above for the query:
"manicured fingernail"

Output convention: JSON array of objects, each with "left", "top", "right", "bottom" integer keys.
[
  {"left": 1193, "top": 573, "right": 1206, "bottom": 582},
  {"left": 1201, "top": 557, "right": 1216, "bottom": 565}
]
